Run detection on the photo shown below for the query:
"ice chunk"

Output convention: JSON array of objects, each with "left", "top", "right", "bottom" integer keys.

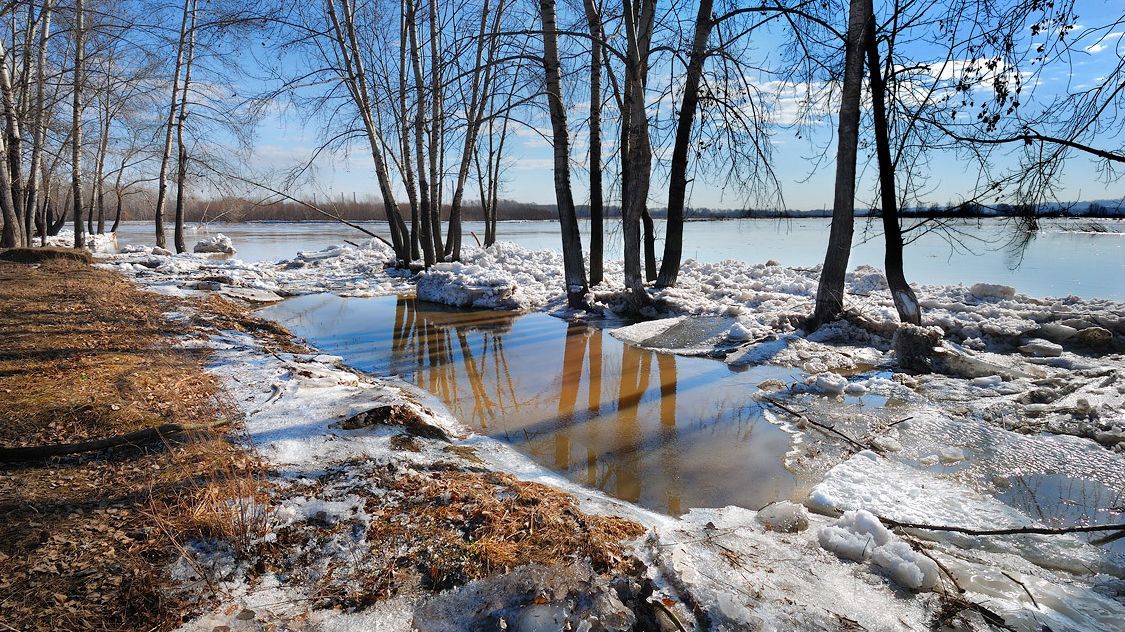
[
  {"left": 756, "top": 501, "right": 809, "bottom": 533},
  {"left": 938, "top": 447, "right": 965, "bottom": 464},
  {"left": 1019, "top": 339, "right": 1063, "bottom": 358},
  {"left": 971, "top": 375, "right": 1003, "bottom": 387},
  {"left": 193, "top": 233, "right": 236, "bottom": 254},
  {"left": 871, "top": 436, "right": 902, "bottom": 452},
  {"left": 817, "top": 509, "right": 891, "bottom": 562},
  {"left": 1037, "top": 323, "right": 1078, "bottom": 342},
  {"left": 726, "top": 321, "right": 753, "bottom": 341},
  {"left": 969, "top": 283, "right": 1015, "bottom": 300},
  {"left": 869, "top": 540, "right": 939, "bottom": 591},
  {"left": 812, "top": 372, "right": 848, "bottom": 396}
]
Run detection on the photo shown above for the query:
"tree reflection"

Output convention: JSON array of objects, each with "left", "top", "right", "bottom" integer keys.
[{"left": 385, "top": 297, "right": 690, "bottom": 513}]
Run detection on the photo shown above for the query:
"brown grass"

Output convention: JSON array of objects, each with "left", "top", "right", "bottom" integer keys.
[
  {"left": 294, "top": 466, "right": 646, "bottom": 608},
  {"left": 0, "top": 260, "right": 265, "bottom": 631}
]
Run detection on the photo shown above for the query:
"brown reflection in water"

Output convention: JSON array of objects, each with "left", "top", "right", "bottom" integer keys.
[
  {"left": 657, "top": 353, "right": 681, "bottom": 515},
  {"left": 369, "top": 295, "right": 790, "bottom": 514}
]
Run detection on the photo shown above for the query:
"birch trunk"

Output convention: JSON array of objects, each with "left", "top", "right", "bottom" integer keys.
[
  {"left": 405, "top": 0, "right": 435, "bottom": 266},
  {"left": 582, "top": 0, "right": 604, "bottom": 285},
  {"left": 71, "top": 0, "right": 86, "bottom": 249},
  {"left": 427, "top": 0, "right": 443, "bottom": 259},
  {"left": 326, "top": 0, "right": 410, "bottom": 264},
  {"left": 620, "top": 0, "right": 655, "bottom": 304},
  {"left": 25, "top": 0, "right": 52, "bottom": 246},
  {"left": 153, "top": 0, "right": 192, "bottom": 249},
  {"left": 0, "top": 36, "right": 24, "bottom": 247},
  {"left": 174, "top": 0, "right": 197, "bottom": 253}
]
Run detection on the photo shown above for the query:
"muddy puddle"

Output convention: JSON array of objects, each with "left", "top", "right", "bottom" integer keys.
[{"left": 260, "top": 293, "right": 831, "bottom": 515}]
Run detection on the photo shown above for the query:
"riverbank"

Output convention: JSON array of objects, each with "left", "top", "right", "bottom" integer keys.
[{"left": 93, "top": 238, "right": 1125, "bottom": 629}]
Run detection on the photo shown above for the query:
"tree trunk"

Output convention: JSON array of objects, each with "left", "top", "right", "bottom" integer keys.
[
  {"left": 864, "top": 3, "right": 920, "bottom": 324},
  {"left": 538, "top": 0, "right": 588, "bottom": 308},
  {"left": 326, "top": 0, "right": 410, "bottom": 264},
  {"left": 0, "top": 43, "right": 24, "bottom": 247},
  {"left": 427, "top": 0, "right": 443, "bottom": 260},
  {"left": 94, "top": 97, "right": 111, "bottom": 235},
  {"left": 0, "top": 134, "right": 19, "bottom": 248},
  {"left": 405, "top": 0, "right": 435, "bottom": 267},
  {"left": 174, "top": 0, "right": 198, "bottom": 253},
  {"left": 444, "top": 0, "right": 503, "bottom": 262},
  {"left": 657, "top": 0, "right": 712, "bottom": 288},
  {"left": 641, "top": 208, "right": 656, "bottom": 281},
  {"left": 0, "top": 39, "right": 26, "bottom": 247},
  {"left": 398, "top": 2, "right": 420, "bottom": 261},
  {"left": 154, "top": 0, "right": 192, "bottom": 249},
  {"left": 809, "top": 0, "right": 870, "bottom": 329},
  {"left": 71, "top": 0, "right": 86, "bottom": 249},
  {"left": 620, "top": 0, "right": 656, "bottom": 305},
  {"left": 25, "top": 0, "right": 52, "bottom": 247},
  {"left": 582, "top": 0, "right": 604, "bottom": 285}
]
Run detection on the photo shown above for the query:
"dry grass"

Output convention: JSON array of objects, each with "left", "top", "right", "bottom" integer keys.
[
  {"left": 296, "top": 465, "right": 646, "bottom": 608},
  {"left": 0, "top": 260, "right": 266, "bottom": 631}
]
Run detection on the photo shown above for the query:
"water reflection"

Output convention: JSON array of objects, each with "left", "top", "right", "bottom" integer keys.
[{"left": 261, "top": 293, "right": 804, "bottom": 514}]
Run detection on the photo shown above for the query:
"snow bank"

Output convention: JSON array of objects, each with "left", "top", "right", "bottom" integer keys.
[{"left": 101, "top": 239, "right": 408, "bottom": 298}]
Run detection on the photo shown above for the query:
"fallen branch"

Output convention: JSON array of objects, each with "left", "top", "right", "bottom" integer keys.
[
  {"left": 881, "top": 515, "right": 1125, "bottom": 537},
  {"left": 760, "top": 396, "right": 867, "bottom": 451},
  {"left": 0, "top": 419, "right": 232, "bottom": 462},
  {"left": 195, "top": 164, "right": 395, "bottom": 250}
]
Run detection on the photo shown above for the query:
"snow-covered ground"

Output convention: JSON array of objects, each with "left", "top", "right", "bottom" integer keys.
[{"left": 94, "top": 237, "right": 1125, "bottom": 630}]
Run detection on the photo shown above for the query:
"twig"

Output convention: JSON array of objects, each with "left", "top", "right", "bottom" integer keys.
[
  {"left": 887, "top": 416, "right": 914, "bottom": 428},
  {"left": 1000, "top": 571, "right": 1039, "bottom": 610},
  {"left": 761, "top": 396, "right": 867, "bottom": 450}
]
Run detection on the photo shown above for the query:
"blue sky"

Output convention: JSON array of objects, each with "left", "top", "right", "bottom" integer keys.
[{"left": 245, "top": 0, "right": 1125, "bottom": 211}]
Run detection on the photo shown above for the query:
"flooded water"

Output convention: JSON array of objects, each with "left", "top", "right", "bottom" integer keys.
[
  {"left": 114, "top": 216, "right": 1125, "bottom": 299},
  {"left": 261, "top": 293, "right": 814, "bottom": 515}
]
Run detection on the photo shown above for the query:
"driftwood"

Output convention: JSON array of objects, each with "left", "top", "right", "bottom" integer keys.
[
  {"left": 0, "top": 419, "right": 231, "bottom": 462},
  {"left": 881, "top": 515, "right": 1125, "bottom": 537}
]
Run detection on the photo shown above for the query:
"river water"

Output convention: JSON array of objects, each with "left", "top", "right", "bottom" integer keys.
[{"left": 114, "top": 216, "right": 1125, "bottom": 299}]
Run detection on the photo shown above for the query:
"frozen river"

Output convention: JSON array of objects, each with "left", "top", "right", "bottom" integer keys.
[{"left": 112, "top": 216, "right": 1125, "bottom": 299}]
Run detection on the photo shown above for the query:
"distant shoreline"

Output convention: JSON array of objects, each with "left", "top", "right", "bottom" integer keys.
[{"left": 115, "top": 213, "right": 1125, "bottom": 225}]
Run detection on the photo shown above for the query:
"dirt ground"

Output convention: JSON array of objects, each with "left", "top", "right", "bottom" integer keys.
[{"left": 0, "top": 257, "right": 264, "bottom": 631}]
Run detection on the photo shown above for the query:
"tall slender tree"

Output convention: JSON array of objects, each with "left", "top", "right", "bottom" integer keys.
[
  {"left": 537, "top": 0, "right": 588, "bottom": 308},
  {"left": 809, "top": 0, "right": 870, "bottom": 329}
]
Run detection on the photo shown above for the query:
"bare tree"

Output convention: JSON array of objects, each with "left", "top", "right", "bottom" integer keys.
[
  {"left": 582, "top": 0, "right": 604, "bottom": 285},
  {"left": 809, "top": 0, "right": 869, "bottom": 330},
  {"left": 70, "top": 0, "right": 87, "bottom": 249},
  {"left": 863, "top": 0, "right": 918, "bottom": 323},
  {"left": 173, "top": 0, "right": 198, "bottom": 253},
  {"left": 537, "top": 0, "right": 587, "bottom": 308}
]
